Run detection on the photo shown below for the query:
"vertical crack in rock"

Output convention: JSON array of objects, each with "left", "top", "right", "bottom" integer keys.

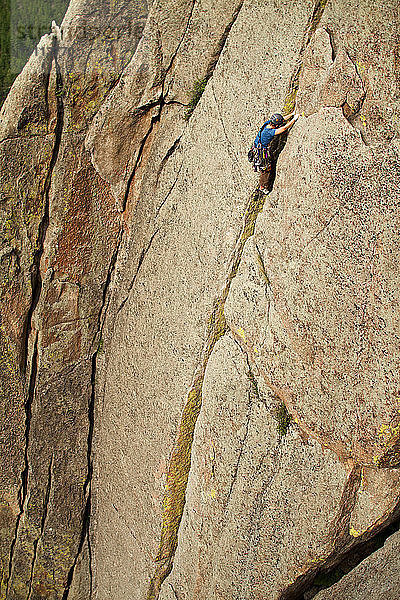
[
  {"left": 22, "top": 330, "right": 39, "bottom": 509},
  {"left": 125, "top": 0, "right": 245, "bottom": 212},
  {"left": 85, "top": 354, "right": 96, "bottom": 597},
  {"left": 62, "top": 360, "right": 95, "bottom": 599},
  {"left": 346, "top": 53, "right": 367, "bottom": 105},
  {"left": 325, "top": 26, "right": 337, "bottom": 61},
  {"left": 27, "top": 454, "right": 54, "bottom": 600},
  {"left": 7, "top": 36, "right": 65, "bottom": 596},
  {"left": 341, "top": 52, "right": 369, "bottom": 144},
  {"left": 122, "top": 107, "right": 162, "bottom": 212},
  {"left": 179, "top": 0, "right": 244, "bottom": 119},
  {"left": 284, "top": 0, "right": 329, "bottom": 114},
  {"left": 62, "top": 489, "right": 93, "bottom": 600},
  {"left": 146, "top": 3, "right": 330, "bottom": 597},
  {"left": 63, "top": 140, "right": 155, "bottom": 593},
  {"left": 154, "top": 161, "right": 184, "bottom": 218},
  {"left": 118, "top": 9, "right": 246, "bottom": 301},
  {"left": 225, "top": 339, "right": 255, "bottom": 507},
  {"left": 154, "top": 135, "right": 183, "bottom": 189},
  {"left": 204, "top": 1, "right": 244, "bottom": 80},
  {"left": 169, "top": 582, "right": 180, "bottom": 600},
  {"left": 211, "top": 83, "right": 245, "bottom": 177},
  {"left": 254, "top": 241, "right": 271, "bottom": 287},
  {"left": 123, "top": 0, "right": 247, "bottom": 274},
  {"left": 6, "top": 331, "right": 38, "bottom": 597},
  {"left": 21, "top": 37, "right": 65, "bottom": 376},
  {"left": 233, "top": 337, "right": 267, "bottom": 419},
  {"left": 89, "top": 225, "right": 124, "bottom": 352},
  {"left": 161, "top": 0, "right": 197, "bottom": 92},
  {"left": 330, "top": 465, "right": 362, "bottom": 548},
  {"left": 162, "top": 0, "right": 243, "bottom": 100},
  {"left": 63, "top": 224, "right": 127, "bottom": 600},
  {"left": 64, "top": 17, "right": 225, "bottom": 586}
]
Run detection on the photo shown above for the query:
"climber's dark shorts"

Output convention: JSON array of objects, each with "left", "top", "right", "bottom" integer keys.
[{"left": 259, "top": 161, "right": 272, "bottom": 188}]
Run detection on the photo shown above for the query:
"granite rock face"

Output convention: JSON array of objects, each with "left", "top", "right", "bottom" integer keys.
[
  {"left": 0, "top": 0, "right": 399, "bottom": 599},
  {"left": 0, "top": 1, "right": 148, "bottom": 598}
]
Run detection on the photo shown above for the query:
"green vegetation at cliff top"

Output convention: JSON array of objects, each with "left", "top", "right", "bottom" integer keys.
[{"left": 0, "top": 0, "right": 68, "bottom": 106}]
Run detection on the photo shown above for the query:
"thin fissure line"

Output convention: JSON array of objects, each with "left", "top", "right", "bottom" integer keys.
[{"left": 7, "top": 39, "right": 65, "bottom": 593}]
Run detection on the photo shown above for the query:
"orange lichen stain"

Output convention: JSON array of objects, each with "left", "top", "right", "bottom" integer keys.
[{"left": 55, "top": 159, "right": 119, "bottom": 282}]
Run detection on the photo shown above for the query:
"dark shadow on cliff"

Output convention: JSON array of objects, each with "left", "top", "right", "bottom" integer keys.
[{"left": 280, "top": 504, "right": 400, "bottom": 599}]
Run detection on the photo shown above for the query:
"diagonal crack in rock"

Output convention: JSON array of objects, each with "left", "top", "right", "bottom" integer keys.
[{"left": 145, "top": 2, "right": 332, "bottom": 597}]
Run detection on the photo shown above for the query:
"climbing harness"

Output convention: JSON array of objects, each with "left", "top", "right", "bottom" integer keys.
[
  {"left": 248, "top": 143, "right": 271, "bottom": 172},
  {"left": 248, "top": 120, "right": 272, "bottom": 172}
]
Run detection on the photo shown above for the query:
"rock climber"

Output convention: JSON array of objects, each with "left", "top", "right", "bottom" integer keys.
[{"left": 249, "top": 111, "right": 299, "bottom": 193}]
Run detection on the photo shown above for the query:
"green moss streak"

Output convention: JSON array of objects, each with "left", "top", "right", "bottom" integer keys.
[
  {"left": 147, "top": 190, "right": 267, "bottom": 599},
  {"left": 184, "top": 78, "right": 208, "bottom": 121},
  {"left": 274, "top": 401, "right": 293, "bottom": 438}
]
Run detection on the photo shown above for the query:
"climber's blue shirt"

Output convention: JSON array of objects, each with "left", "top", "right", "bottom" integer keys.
[{"left": 254, "top": 123, "right": 276, "bottom": 148}]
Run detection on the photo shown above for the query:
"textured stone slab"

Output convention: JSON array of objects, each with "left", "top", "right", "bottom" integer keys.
[
  {"left": 0, "top": 1, "right": 149, "bottom": 598},
  {"left": 1, "top": 0, "right": 399, "bottom": 598},
  {"left": 161, "top": 334, "right": 349, "bottom": 600},
  {"left": 226, "top": 106, "right": 400, "bottom": 467}
]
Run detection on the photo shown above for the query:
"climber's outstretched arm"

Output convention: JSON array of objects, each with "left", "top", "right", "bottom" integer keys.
[{"left": 274, "top": 114, "right": 299, "bottom": 135}]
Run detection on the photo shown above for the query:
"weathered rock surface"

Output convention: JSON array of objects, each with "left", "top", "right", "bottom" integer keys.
[
  {"left": 89, "top": 1, "right": 322, "bottom": 598},
  {"left": 227, "top": 110, "right": 400, "bottom": 468},
  {"left": 0, "top": 0, "right": 399, "bottom": 598}
]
